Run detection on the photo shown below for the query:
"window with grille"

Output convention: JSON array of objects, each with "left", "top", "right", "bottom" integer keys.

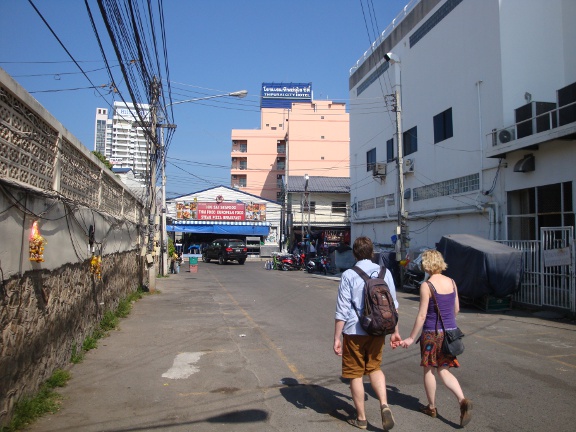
[
  {"left": 303, "top": 201, "right": 316, "bottom": 214},
  {"left": 507, "top": 182, "right": 574, "bottom": 240},
  {"left": 332, "top": 201, "right": 347, "bottom": 214}
]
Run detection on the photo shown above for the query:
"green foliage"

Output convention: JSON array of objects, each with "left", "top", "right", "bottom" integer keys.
[
  {"left": 100, "top": 310, "right": 119, "bottom": 332},
  {"left": 70, "top": 344, "right": 84, "bottom": 364},
  {"left": 168, "top": 237, "right": 176, "bottom": 258},
  {"left": 1, "top": 370, "right": 71, "bottom": 431},
  {"left": 82, "top": 335, "right": 98, "bottom": 351},
  {"left": 116, "top": 297, "right": 132, "bottom": 318},
  {"left": 70, "top": 287, "right": 149, "bottom": 364},
  {"left": 91, "top": 151, "right": 113, "bottom": 170}
]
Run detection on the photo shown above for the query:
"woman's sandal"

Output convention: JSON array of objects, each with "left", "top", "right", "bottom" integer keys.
[
  {"left": 460, "top": 398, "right": 473, "bottom": 426},
  {"left": 419, "top": 404, "right": 438, "bottom": 418},
  {"left": 347, "top": 417, "right": 368, "bottom": 429}
]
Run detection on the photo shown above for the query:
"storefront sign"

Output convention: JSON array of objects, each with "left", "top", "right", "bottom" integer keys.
[
  {"left": 197, "top": 203, "right": 246, "bottom": 221},
  {"left": 176, "top": 201, "right": 267, "bottom": 221}
]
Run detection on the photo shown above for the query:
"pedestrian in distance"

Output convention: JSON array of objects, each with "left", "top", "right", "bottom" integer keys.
[
  {"left": 333, "top": 236, "right": 401, "bottom": 430},
  {"left": 399, "top": 249, "right": 473, "bottom": 427}
]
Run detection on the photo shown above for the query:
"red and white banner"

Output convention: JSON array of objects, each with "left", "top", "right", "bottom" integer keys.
[{"left": 197, "top": 203, "right": 246, "bottom": 221}]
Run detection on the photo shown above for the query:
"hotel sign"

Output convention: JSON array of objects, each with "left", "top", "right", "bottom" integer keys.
[{"left": 262, "top": 83, "right": 312, "bottom": 100}]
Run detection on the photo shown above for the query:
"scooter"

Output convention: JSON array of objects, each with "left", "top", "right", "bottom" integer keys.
[
  {"left": 402, "top": 251, "right": 428, "bottom": 292},
  {"left": 280, "top": 253, "right": 302, "bottom": 271},
  {"left": 306, "top": 255, "right": 331, "bottom": 275}
]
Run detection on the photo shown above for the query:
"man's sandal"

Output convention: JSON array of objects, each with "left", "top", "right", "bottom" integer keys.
[{"left": 381, "top": 404, "right": 395, "bottom": 430}]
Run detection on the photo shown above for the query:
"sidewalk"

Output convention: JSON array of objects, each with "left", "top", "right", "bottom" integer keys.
[{"left": 28, "top": 267, "right": 272, "bottom": 432}]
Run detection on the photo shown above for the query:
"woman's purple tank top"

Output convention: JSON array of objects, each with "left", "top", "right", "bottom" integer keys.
[{"left": 423, "top": 281, "right": 458, "bottom": 331}]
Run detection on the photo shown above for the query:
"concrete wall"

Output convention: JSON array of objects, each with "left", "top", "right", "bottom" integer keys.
[{"left": 0, "top": 66, "right": 146, "bottom": 427}]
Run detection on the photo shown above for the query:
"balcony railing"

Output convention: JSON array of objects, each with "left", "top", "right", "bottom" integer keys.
[{"left": 487, "top": 100, "right": 576, "bottom": 158}]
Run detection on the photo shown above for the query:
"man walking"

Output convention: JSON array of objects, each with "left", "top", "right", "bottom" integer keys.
[{"left": 333, "top": 236, "right": 401, "bottom": 430}]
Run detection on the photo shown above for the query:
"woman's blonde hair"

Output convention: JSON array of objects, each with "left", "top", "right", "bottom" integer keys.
[{"left": 421, "top": 249, "right": 447, "bottom": 274}]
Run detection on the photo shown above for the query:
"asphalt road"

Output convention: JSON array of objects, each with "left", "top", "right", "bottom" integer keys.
[{"left": 26, "top": 260, "right": 576, "bottom": 432}]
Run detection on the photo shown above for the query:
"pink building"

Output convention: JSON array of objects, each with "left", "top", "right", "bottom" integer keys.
[{"left": 231, "top": 83, "right": 349, "bottom": 202}]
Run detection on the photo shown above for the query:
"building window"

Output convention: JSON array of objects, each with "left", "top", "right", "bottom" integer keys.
[
  {"left": 321, "top": 136, "right": 325, "bottom": 139},
  {"left": 332, "top": 201, "right": 347, "bottom": 215},
  {"left": 239, "top": 143, "right": 247, "bottom": 152},
  {"left": 433, "top": 108, "right": 453, "bottom": 143},
  {"left": 403, "top": 126, "right": 418, "bottom": 156},
  {"left": 367, "top": 148, "right": 376, "bottom": 171},
  {"left": 276, "top": 192, "right": 283, "bottom": 202},
  {"left": 238, "top": 177, "right": 247, "bottom": 187},
  {"left": 414, "top": 173, "right": 479, "bottom": 201},
  {"left": 277, "top": 157, "right": 285, "bottom": 170},
  {"left": 386, "top": 138, "right": 394, "bottom": 162},
  {"left": 507, "top": 182, "right": 574, "bottom": 240},
  {"left": 303, "top": 201, "right": 316, "bottom": 214}
]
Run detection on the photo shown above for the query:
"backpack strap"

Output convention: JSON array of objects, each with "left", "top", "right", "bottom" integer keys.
[
  {"left": 353, "top": 265, "right": 386, "bottom": 281},
  {"left": 352, "top": 265, "right": 370, "bottom": 282}
]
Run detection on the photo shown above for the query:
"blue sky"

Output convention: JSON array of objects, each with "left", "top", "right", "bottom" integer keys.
[{"left": 1, "top": 0, "right": 410, "bottom": 197}]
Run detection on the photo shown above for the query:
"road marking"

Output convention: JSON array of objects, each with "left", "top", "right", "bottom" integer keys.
[
  {"left": 162, "top": 352, "right": 205, "bottom": 379},
  {"left": 207, "top": 268, "right": 341, "bottom": 426},
  {"left": 536, "top": 338, "right": 573, "bottom": 349}
]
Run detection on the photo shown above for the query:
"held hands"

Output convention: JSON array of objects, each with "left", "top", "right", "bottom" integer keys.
[
  {"left": 399, "top": 336, "right": 414, "bottom": 348},
  {"left": 389, "top": 332, "right": 402, "bottom": 349}
]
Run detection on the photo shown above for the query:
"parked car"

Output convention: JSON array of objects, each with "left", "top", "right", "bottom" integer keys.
[{"left": 202, "top": 239, "right": 248, "bottom": 265}]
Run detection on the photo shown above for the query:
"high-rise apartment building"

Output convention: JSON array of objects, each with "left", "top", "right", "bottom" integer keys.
[
  {"left": 231, "top": 83, "right": 349, "bottom": 202},
  {"left": 94, "top": 101, "right": 150, "bottom": 182}
]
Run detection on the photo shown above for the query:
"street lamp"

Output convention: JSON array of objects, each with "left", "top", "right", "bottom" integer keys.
[{"left": 158, "top": 89, "right": 248, "bottom": 276}]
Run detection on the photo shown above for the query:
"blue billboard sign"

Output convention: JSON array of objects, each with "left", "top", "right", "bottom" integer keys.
[{"left": 261, "top": 83, "right": 312, "bottom": 100}]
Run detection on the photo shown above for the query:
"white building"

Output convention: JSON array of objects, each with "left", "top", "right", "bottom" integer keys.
[
  {"left": 349, "top": 0, "right": 576, "bottom": 255},
  {"left": 94, "top": 101, "right": 150, "bottom": 183}
]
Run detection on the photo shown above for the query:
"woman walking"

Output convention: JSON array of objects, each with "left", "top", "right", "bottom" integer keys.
[{"left": 400, "top": 249, "right": 473, "bottom": 426}]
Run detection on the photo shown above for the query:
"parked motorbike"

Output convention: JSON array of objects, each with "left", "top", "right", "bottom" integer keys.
[
  {"left": 402, "top": 250, "right": 428, "bottom": 292},
  {"left": 306, "top": 255, "right": 332, "bottom": 275},
  {"left": 280, "top": 253, "right": 305, "bottom": 271}
]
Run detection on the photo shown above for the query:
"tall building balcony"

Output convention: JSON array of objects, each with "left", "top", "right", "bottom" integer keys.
[{"left": 231, "top": 157, "right": 248, "bottom": 172}]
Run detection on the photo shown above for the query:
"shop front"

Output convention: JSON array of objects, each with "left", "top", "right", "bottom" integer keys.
[{"left": 166, "top": 186, "right": 281, "bottom": 257}]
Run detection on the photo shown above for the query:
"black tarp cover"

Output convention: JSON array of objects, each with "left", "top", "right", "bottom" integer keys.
[{"left": 437, "top": 234, "right": 523, "bottom": 299}]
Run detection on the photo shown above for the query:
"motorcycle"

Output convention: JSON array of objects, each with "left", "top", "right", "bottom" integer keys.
[
  {"left": 402, "top": 250, "right": 429, "bottom": 292},
  {"left": 306, "top": 255, "right": 332, "bottom": 275},
  {"left": 272, "top": 252, "right": 305, "bottom": 271}
]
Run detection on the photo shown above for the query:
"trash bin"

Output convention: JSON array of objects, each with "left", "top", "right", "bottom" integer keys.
[{"left": 189, "top": 256, "right": 198, "bottom": 272}]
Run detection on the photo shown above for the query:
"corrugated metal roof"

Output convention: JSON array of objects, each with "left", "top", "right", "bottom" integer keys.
[{"left": 286, "top": 176, "right": 350, "bottom": 193}]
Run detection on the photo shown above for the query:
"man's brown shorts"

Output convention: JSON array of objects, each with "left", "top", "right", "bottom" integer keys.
[{"left": 342, "top": 333, "right": 385, "bottom": 378}]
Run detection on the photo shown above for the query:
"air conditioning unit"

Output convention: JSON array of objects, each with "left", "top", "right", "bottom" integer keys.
[
  {"left": 372, "top": 162, "right": 387, "bottom": 177},
  {"left": 497, "top": 127, "right": 516, "bottom": 144},
  {"left": 404, "top": 158, "right": 415, "bottom": 173}
]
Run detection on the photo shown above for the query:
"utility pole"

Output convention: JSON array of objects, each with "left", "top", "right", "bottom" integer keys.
[
  {"left": 159, "top": 123, "right": 176, "bottom": 276},
  {"left": 147, "top": 76, "right": 160, "bottom": 291},
  {"left": 385, "top": 52, "right": 407, "bottom": 270}
]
